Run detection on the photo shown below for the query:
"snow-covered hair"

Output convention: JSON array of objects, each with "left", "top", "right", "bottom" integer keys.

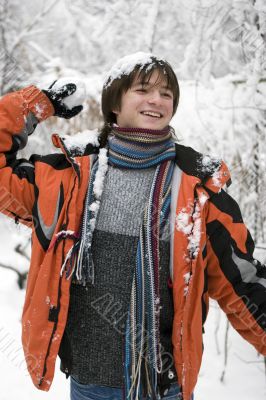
[{"left": 99, "top": 52, "right": 180, "bottom": 146}]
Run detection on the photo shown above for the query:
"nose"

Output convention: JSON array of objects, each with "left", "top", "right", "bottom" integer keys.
[{"left": 147, "top": 89, "right": 161, "bottom": 104}]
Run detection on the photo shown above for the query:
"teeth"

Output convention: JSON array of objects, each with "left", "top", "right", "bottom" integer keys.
[{"left": 142, "top": 111, "right": 161, "bottom": 118}]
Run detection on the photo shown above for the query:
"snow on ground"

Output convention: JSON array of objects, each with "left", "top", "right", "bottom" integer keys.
[
  {"left": 0, "top": 221, "right": 265, "bottom": 399},
  {"left": 195, "top": 301, "right": 266, "bottom": 400},
  {"left": 0, "top": 219, "right": 69, "bottom": 400}
]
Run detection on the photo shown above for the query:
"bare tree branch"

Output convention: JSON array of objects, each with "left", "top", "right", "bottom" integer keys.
[
  {"left": 0, "top": 262, "right": 27, "bottom": 289},
  {"left": 220, "top": 319, "right": 230, "bottom": 382},
  {"left": 9, "top": 0, "right": 58, "bottom": 55}
]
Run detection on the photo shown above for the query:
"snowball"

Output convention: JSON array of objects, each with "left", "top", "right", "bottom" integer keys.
[{"left": 51, "top": 77, "right": 87, "bottom": 109}]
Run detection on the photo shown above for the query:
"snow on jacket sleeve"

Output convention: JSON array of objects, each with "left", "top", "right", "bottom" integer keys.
[
  {"left": 0, "top": 86, "right": 54, "bottom": 226},
  {"left": 206, "top": 188, "right": 266, "bottom": 355}
]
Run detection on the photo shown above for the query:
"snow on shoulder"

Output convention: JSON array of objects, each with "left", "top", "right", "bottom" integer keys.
[
  {"left": 197, "top": 153, "right": 224, "bottom": 188},
  {"left": 103, "top": 52, "right": 165, "bottom": 87},
  {"left": 199, "top": 154, "right": 221, "bottom": 175},
  {"left": 62, "top": 129, "right": 100, "bottom": 154}
]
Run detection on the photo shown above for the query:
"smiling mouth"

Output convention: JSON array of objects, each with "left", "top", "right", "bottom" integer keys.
[{"left": 140, "top": 111, "right": 163, "bottom": 118}]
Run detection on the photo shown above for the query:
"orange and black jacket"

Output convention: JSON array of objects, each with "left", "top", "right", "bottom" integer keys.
[{"left": 0, "top": 86, "right": 265, "bottom": 400}]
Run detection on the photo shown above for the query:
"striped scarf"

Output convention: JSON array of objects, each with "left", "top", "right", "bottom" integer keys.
[
  {"left": 61, "top": 125, "right": 176, "bottom": 399},
  {"left": 108, "top": 126, "right": 176, "bottom": 399},
  {"left": 108, "top": 125, "right": 176, "bottom": 168}
]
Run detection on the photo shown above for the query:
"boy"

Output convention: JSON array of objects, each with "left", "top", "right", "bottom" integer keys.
[{"left": 0, "top": 52, "right": 265, "bottom": 400}]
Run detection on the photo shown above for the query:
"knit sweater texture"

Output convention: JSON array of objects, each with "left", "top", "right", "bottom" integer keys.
[{"left": 65, "top": 164, "right": 176, "bottom": 387}]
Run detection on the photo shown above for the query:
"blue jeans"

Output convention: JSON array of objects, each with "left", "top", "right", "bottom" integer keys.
[{"left": 70, "top": 377, "right": 184, "bottom": 399}]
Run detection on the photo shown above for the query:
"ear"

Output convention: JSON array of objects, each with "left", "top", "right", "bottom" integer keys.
[{"left": 112, "top": 109, "right": 119, "bottom": 115}]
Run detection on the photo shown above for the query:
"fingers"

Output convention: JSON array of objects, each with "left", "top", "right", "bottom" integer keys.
[
  {"left": 48, "top": 80, "right": 57, "bottom": 89},
  {"left": 42, "top": 82, "right": 83, "bottom": 119}
]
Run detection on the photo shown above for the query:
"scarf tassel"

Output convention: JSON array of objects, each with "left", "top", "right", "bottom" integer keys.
[{"left": 124, "top": 159, "right": 175, "bottom": 400}]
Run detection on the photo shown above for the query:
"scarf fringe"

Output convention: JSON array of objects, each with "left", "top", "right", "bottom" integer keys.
[
  {"left": 60, "top": 148, "right": 108, "bottom": 284},
  {"left": 124, "top": 159, "right": 175, "bottom": 400}
]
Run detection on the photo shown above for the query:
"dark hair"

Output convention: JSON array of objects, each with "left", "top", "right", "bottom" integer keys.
[{"left": 99, "top": 56, "right": 180, "bottom": 147}]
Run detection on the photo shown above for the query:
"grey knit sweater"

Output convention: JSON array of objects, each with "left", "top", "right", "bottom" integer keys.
[{"left": 65, "top": 164, "right": 176, "bottom": 387}]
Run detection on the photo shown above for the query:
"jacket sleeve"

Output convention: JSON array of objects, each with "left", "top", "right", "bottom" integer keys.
[
  {"left": 0, "top": 86, "right": 54, "bottom": 226},
  {"left": 205, "top": 188, "right": 266, "bottom": 355}
]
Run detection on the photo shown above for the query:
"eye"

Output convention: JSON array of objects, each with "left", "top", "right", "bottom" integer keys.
[
  {"left": 136, "top": 88, "right": 147, "bottom": 93},
  {"left": 162, "top": 91, "right": 173, "bottom": 98}
]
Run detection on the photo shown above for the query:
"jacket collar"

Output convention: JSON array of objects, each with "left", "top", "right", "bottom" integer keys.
[
  {"left": 52, "top": 134, "right": 231, "bottom": 193},
  {"left": 175, "top": 143, "right": 231, "bottom": 193}
]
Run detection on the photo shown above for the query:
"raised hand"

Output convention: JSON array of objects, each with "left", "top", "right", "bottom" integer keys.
[{"left": 43, "top": 81, "right": 83, "bottom": 119}]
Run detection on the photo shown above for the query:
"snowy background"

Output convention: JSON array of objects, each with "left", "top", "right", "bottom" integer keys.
[{"left": 0, "top": 0, "right": 266, "bottom": 399}]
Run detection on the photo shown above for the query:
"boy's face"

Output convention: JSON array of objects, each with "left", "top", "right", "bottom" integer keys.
[{"left": 113, "top": 70, "right": 174, "bottom": 130}]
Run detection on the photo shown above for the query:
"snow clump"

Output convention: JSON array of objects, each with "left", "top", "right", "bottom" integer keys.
[
  {"left": 103, "top": 51, "right": 165, "bottom": 87},
  {"left": 62, "top": 129, "right": 100, "bottom": 154}
]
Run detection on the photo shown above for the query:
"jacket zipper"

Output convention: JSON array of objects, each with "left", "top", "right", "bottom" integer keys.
[{"left": 180, "top": 189, "right": 203, "bottom": 398}]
